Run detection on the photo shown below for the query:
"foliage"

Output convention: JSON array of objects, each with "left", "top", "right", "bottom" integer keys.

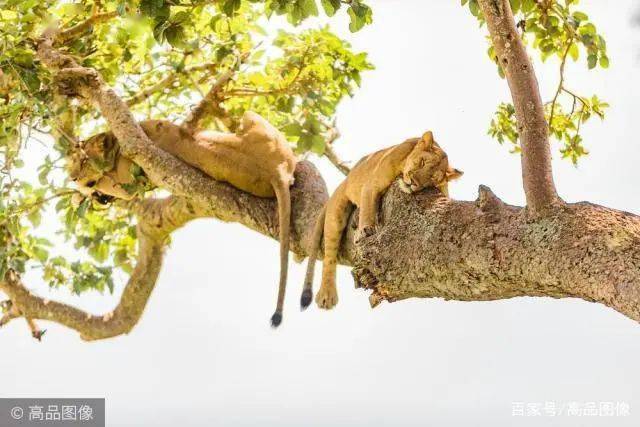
[
  {"left": 464, "top": 0, "right": 610, "bottom": 164},
  {"left": 0, "top": 0, "right": 371, "bottom": 294}
]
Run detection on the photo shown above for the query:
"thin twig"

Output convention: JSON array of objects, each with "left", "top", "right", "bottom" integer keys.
[
  {"left": 26, "top": 318, "right": 46, "bottom": 341},
  {"left": 126, "top": 63, "right": 218, "bottom": 107},
  {"left": 57, "top": 11, "right": 119, "bottom": 45},
  {"left": 8, "top": 190, "right": 75, "bottom": 218},
  {"left": 221, "top": 45, "right": 310, "bottom": 100},
  {"left": 322, "top": 125, "right": 350, "bottom": 176},
  {"left": 183, "top": 52, "right": 249, "bottom": 131},
  {"left": 548, "top": 40, "right": 573, "bottom": 130},
  {"left": 561, "top": 87, "right": 588, "bottom": 106}
]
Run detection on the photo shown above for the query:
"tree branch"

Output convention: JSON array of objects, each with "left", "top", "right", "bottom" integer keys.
[
  {"left": 478, "top": 0, "right": 560, "bottom": 214},
  {"left": 7, "top": 169, "right": 640, "bottom": 340},
  {"left": 0, "top": 164, "right": 327, "bottom": 341},
  {"left": 182, "top": 53, "right": 248, "bottom": 132},
  {"left": 548, "top": 41, "right": 572, "bottom": 128},
  {"left": 0, "top": 196, "right": 192, "bottom": 341},
  {"left": 322, "top": 126, "right": 350, "bottom": 176},
  {"left": 0, "top": 300, "right": 21, "bottom": 327},
  {"left": 126, "top": 63, "right": 218, "bottom": 107},
  {"left": 0, "top": 228, "right": 164, "bottom": 341},
  {"left": 57, "top": 11, "right": 119, "bottom": 45}
]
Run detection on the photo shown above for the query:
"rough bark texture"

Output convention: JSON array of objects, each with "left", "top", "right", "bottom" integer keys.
[
  {"left": 478, "top": 0, "right": 559, "bottom": 213},
  {"left": 353, "top": 185, "right": 640, "bottom": 322}
]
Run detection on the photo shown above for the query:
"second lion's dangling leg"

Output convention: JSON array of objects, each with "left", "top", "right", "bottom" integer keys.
[
  {"left": 316, "top": 183, "right": 353, "bottom": 310},
  {"left": 270, "top": 180, "right": 292, "bottom": 327}
]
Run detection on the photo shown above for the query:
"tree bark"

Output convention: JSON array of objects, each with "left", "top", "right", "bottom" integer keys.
[
  {"left": 353, "top": 185, "right": 640, "bottom": 323},
  {"left": 1, "top": 230, "right": 165, "bottom": 341},
  {"left": 478, "top": 0, "right": 560, "bottom": 214}
]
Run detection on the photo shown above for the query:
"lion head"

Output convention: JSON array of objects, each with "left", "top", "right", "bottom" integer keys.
[{"left": 400, "top": 131, "right": 463, "bottom": 196}]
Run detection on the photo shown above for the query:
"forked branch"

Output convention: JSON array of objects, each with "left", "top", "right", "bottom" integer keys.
[
  {"left": 478, "top": 0, "right": 560, "bottom": 214},
  {"left": 182, "top": 53, "right": 249, "bottom": 132},
  {"left": 126, "top": 63, "right": 218, "bottom": 107}
]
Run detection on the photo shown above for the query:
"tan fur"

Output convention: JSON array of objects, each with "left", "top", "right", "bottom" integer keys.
[
  {"left": 301, "top": 131, "right": 462, "bottom": 310},
  {"left": 68, "top": 112, "right": 297, "bottom": 326}
]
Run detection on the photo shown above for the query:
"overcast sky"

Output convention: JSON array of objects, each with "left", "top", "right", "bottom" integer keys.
[{"left": 3, "top": 1, "right": 640, "bottom": 426}]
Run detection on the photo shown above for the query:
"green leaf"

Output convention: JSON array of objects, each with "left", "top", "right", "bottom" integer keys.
[
  {"left": 222, "top": 0, "right": 241, "bottom": 16},
  {"left": 34, "top": 246, "right": 49, "bottom": 263},
  {"left": 572, "top": 11, "right": 588, "bottom": 22},
  {"left": 347, "top": 2, "right": 372, "bottom": 32},
  {"left": 299, "top": 0, "right": 319, "bottom": 17},
  {"left": 28, "top": 209, "right": 41, "bottom": 227},
  {"left": 568, "top": 43, "right": 579, "bottom": 61},
  {"left": 522, "top": 0, "right": 535, "bottom": 12},
  {"left": 321, "top": 0, "right": 341, "bottom": 16},
  {"left": 165, "top": 24, "right": 187, "bottom": 48},
  {"left": 310, "top": 134, "right": 326, "bottom": 155},
  {"left": 76, "top": 198, "right": 90, "bottom": 218},
  {"left": 117, "top": 1, "right": 127, "bottom": 16},
  {"left": 140, "top": 0, "right": 170, "bottom": 19},
  {"left": 282, "top": 122, "right": 304, "bottom": 137},
  {"left": 469, "top": 0, "right": 480, "bottom": 17},
  {"left": 55, "top": 196, "right": 70, "bottom": 213}
]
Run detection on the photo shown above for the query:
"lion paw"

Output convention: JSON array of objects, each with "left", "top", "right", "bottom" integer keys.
[{"left": 315, "top": 286, "right": 338, "bottom": 310}]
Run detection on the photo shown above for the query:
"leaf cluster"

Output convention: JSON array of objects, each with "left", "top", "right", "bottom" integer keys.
[
  {"left": 464, "top": 0, "right": 610, "bottom": 164},
  {"left": 0, "top": 0, "right": 371, "bottom": 294}
]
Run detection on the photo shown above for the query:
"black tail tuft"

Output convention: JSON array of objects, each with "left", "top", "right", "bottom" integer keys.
[
  {"left": 270, "top": 312, "right": 283, "bottom": 328},
  {"left": 300, "top": 289, "right": 313, "bottom": 310}
]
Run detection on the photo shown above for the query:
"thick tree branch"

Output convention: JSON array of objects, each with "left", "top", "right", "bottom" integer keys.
[
  {"left": 132, "top": 174, "right": 640, "bottom": 325},
  {"left": 5, "top": 164, "right": 640, "bottom": 340},
  {"left": 353, "top": 185, "right": 640, "bottom": 323},
  {"left": 0, "top": 221, "right": 166, "bottom": 341},
  {"left": 478, "top": 0, "right": 560, "bottom": 214}
]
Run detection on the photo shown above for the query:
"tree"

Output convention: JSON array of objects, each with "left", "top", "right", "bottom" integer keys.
[{"left": 0, "top": 0, "right": 637, "bottom": 341}]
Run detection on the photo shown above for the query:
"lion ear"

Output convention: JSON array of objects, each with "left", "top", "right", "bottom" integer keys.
[
  {"left": 238, "top": 111, "right": 263, "bottom": 134},
  {"left": 446, "top": 167, "right": 464, "bottom": 181},
  {"left": 100, "top": 133, "right": 119, "bottom": 170},
  {"left": 100, "top": 133, "right": 117, "bottom": 153},
  {"left": 417, "top": 131, "right": 434, "bottom": 150}
]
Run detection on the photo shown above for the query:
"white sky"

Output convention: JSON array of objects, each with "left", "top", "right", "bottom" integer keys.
[{"left": 3, "top": 1, "right": 640, "bottom": 426}]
